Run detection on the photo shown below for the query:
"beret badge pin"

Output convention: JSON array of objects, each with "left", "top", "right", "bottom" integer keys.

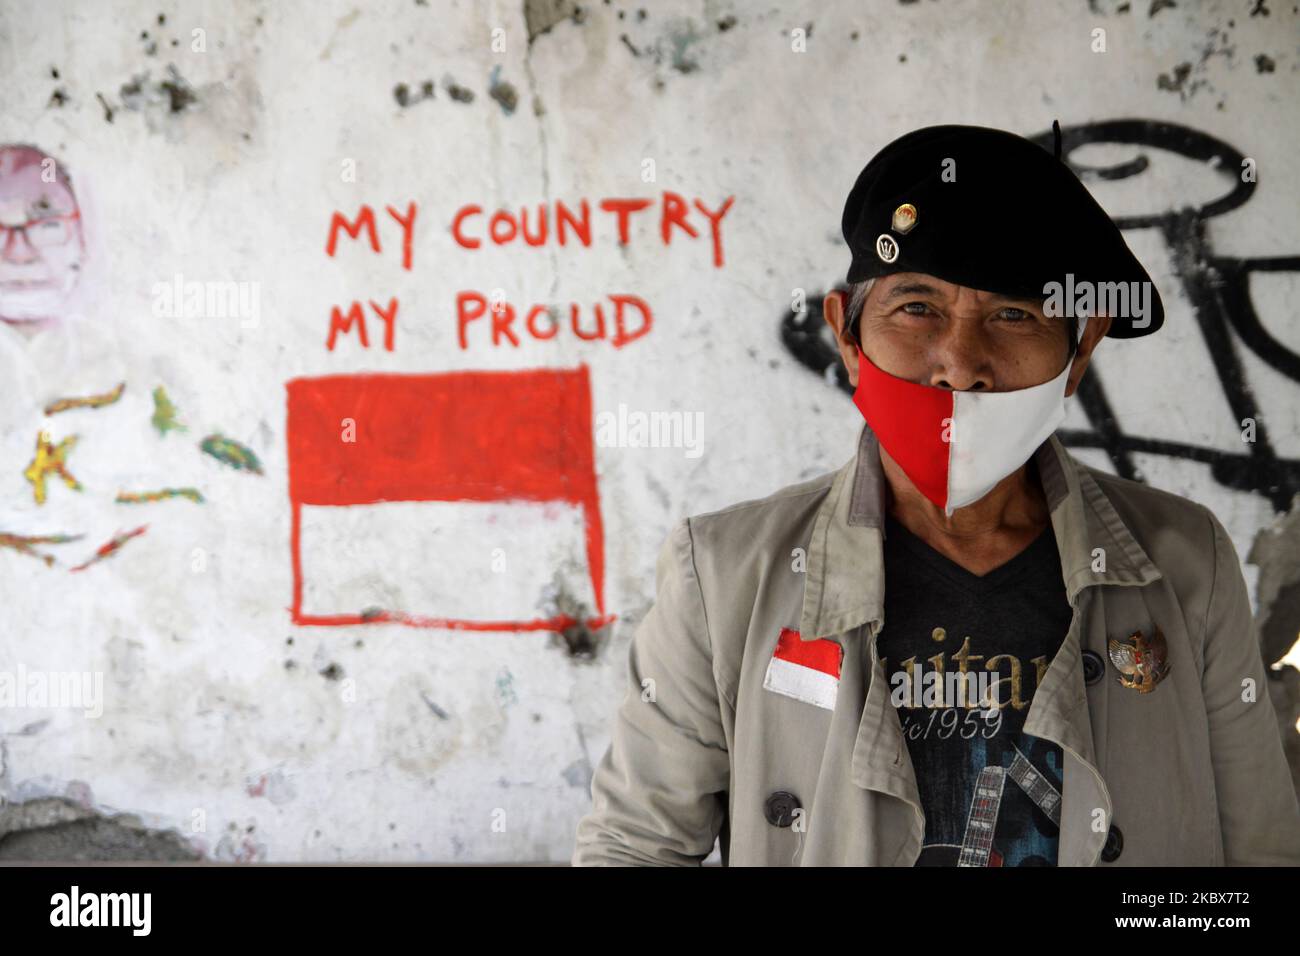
[
  {"left": 891, "top": 203, "right": 918, "bottom": 234},
  {"left": 875, "top": 233, "right": 899, "bottom": 263},
  {"left": 1107, "top": 625, "right": 1171, "bottom": 693}
]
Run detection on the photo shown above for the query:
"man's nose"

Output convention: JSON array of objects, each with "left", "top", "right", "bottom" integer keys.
[
  {"left": 928, "top": 324, "right": 994, "bottom": 391},
  {"left": 1, "top": 228, "right": 41, "bottom": 264}
]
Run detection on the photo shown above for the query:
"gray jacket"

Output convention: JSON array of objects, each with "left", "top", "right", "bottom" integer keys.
[{"left": 572, "top": 423, "right": 1300, "bottom": 865}]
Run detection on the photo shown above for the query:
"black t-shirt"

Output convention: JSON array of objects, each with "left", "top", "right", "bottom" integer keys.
[{"left": 875, "top": 511, "right": 1073, "bottom": 867}]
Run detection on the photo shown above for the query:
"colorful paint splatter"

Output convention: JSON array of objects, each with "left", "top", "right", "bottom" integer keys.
[
  {"left": 116, "top": 487, "right": 204, "bottom": 505},
  {"left": 0, "top": 531, "right": 83, "bottom": 567},
  {"left": 43, "top": 381, "right": 125, "bottom": 415},
  {"left": 23, "top": 430, "right": 82, "bottom": 504},
  {"left": 69, "top": 525, "right": 148, "bottom": 572},
  {"left": 200, "top": 433, "right": 263, "bottom": 474},
  {"left": 151, "top": 385, "right": 186, "bottom": 435}
]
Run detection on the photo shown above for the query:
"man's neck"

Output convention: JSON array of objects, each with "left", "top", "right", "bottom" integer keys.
[{"left": 879, "top": 446, "right": 1051, "bottom": 574}]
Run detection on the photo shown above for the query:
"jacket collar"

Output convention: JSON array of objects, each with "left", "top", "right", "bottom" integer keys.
[{"left": 797, "top": 422, "right": 1163, "bottom": 641}]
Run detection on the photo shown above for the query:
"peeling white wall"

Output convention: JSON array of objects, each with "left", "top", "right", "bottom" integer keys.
[{"left": 0, "top": 0, "right": 1297, "bottom": 861}]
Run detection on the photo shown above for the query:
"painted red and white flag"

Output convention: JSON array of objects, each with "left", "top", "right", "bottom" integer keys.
[
  {"left": 285, "top": 366, "right": 610, "bottom": 632},
  {"left": 762, "top": 627, "right": 843, "bottom": 710}
]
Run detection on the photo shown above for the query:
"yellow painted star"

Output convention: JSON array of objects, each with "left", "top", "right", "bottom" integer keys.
[{"left": 23, "top": 430, "right": 82, "bottom": 505}]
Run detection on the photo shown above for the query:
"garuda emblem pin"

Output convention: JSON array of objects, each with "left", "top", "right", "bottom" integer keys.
[{"left": 1107, "top": 625, "right": 1171, "bottom": 693}]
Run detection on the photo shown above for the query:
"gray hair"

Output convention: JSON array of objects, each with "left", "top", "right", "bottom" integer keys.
[
  {"left": 844, "top": 277, "right": 876, "bottom": 345},
  {"left": 842, "top": 275, "right": 1078, "bottom": 358}
]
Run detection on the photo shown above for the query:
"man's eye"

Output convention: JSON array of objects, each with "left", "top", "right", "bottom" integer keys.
[
  {"left": 999, "top": 308, "right": 1029, "bottom": 321},
  {"left": 900, "top": 302, "right": 931, "bottom": 315}
]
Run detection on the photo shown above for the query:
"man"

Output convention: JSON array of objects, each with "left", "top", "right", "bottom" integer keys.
[
  {"left": 0, "top": 142, "right": 105, "bottom": 423},
  {"left": 572, "top": 124, "right": 1300, "bottom": 866},
  {"left": 0, "top": 143, "right": 86, "bottom": 330}
]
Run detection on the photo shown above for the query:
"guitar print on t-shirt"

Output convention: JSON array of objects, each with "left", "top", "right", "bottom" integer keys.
[{"left": 875, "top": 511, "right": 1074, "bottom": 867}]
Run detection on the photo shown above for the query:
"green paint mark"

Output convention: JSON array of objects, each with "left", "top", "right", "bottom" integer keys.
[
  {"left": 495, "top": 668, "right": 518, "bottom": 707},
  {"left": 151, "top": 386, "right": 186, "bottom": 436},
  {"left": 116, "top": 487, "right": 205, "bottom": 504},
  {"left": 200, "top": 434, "right": 263, "bottom": 474}
]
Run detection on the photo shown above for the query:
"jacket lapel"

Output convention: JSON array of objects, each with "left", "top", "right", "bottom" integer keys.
[
  {"left": 1025, "top": 433, "right": 1163, "bottom": 864},
  {"left": 796, "top": 424, "right": 886, "bottom": 644}
]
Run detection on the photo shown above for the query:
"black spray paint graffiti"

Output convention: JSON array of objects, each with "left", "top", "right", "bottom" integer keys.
[{"left": 782, "top": 119, "right": 1300, "bottom": 513}]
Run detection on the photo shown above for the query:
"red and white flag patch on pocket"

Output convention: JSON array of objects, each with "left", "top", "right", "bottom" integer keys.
[{"left": 762, "top": 627, "right": 843, "bottom": 710}]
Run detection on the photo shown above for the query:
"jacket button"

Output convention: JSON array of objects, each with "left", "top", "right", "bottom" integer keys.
[
  {"left": 1082, "top": 650, "right": 1105, "bottom": 686},
  {"left": 764, "top": 790, "right": 801, "bottom": 828},
  {"left": 1101, "top": 824, "right": 1124, "bottom": 862}
]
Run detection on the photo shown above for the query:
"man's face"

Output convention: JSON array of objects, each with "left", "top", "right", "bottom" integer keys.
[
  {"left": 827, "top": 272, "right": 1104, "bottom": 398},
  {"left": 0, "top": 146, "right": 85, "bottom": 324}
]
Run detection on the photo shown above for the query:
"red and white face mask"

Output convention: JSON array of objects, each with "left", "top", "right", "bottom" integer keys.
[{"left": 852, "top": 317, "right": 1087, "bottom": 516}]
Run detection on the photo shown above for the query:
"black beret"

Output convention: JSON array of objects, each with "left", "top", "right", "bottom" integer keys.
[{"left": 841, "top": 123, "right": 1163, "bottom": 338}]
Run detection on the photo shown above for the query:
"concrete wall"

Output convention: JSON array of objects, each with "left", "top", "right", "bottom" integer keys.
[{"left": 0, "top": 0, "right": 1297, "bottom": 861}]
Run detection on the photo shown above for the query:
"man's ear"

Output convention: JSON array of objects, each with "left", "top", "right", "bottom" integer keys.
[
  {"left": 1064, "top": 311, "right": 1112, "bottom": 398},
  {"left": 822, "top": 289, "right": 861, "bottom": 388}
]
